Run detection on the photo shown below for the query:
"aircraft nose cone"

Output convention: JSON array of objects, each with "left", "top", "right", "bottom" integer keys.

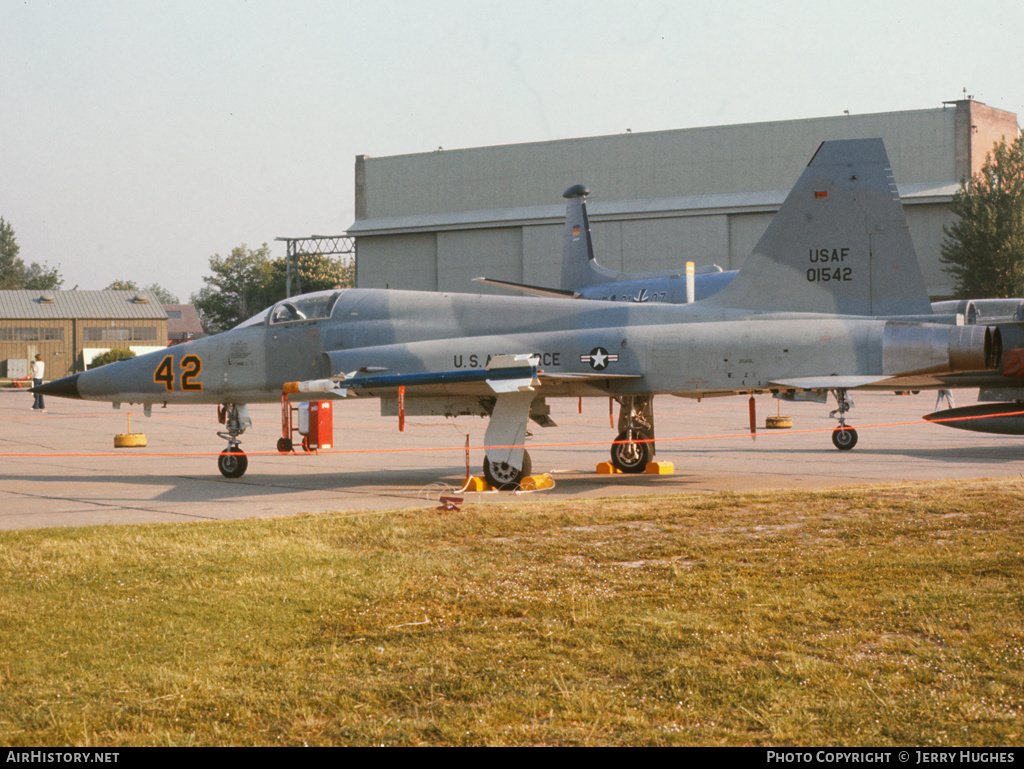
[{"left": 30, "top": 373, "right": 82, "bottom": 400}]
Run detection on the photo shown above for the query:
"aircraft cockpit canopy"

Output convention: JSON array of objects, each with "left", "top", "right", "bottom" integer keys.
[
  {"left": 232, "top": 290, "right": 344, "bottom": 330},
  {"left": 269, "top": 291, "right": 343, "bottom": 325}
]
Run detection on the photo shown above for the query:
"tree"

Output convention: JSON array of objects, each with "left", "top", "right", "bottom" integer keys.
[
  {"left": 144, "top": 283, "right": 179, "bottom": 304},
  {"left": 1, "top": 217, "right": 64, "bottom": 290},
  {"left": 104, "top": 280, "right": 179, "bottom": 303},
  {"left": 89, "top": 349, "right": 136, "bottom": 368},
  {"left": 23, "top": 261, "right": 63, "bottom": 290},
  {"left": 941, "top": 134, "right": 1024, "bottom": 298},
  {"left": 192, "top": 244, "right": 353, "bottom": 333},
  {"left": 265, "top": 252, "right": 354, "bottom": 299},
  {"left": 1, "top": 217, "right": 25, "bottom": 289},
  {"left": 191, "top": 243, "right": 276, "bottom": 333},
  {"left": 105, "top": 279, "right": 139, "bottom": 291}
]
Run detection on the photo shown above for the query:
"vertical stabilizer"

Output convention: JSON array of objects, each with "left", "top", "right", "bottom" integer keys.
[
  {"left": 706, "top": 139, "right": 932, "bottom": 316},
  {"left": 560, "top": 185, "right": 625, "bottom": 290}
]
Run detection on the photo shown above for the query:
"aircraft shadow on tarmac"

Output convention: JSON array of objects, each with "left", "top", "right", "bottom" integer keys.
[
  {"left": 7, "top": 438, "right": 1019, "bottom": 511},
  {"left": 677, "top": 442, "right": 1023, "bottom": 463},
  {"left": 1, "top": 467, "right": 470, "bottom": 503}
]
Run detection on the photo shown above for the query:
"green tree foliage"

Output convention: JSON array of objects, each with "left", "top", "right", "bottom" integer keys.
[
  {"left": 265, "top": 252, "right": 354, "bottom": 300},
  {"left": 191, "top": 244, "right": 276, "bottom": 333},
  {"left": 192, "top": 244, "right": 353, "bottom": 333},
  {"left": 1, "top": 217, "right": 64, "bottom": 290},
  {"left": 23, "top": 261, "right": 64, "bottom": 290},
  {"left": 104, "top": 280, "right": 179, "bottom": 304},
  {"left": 145, "top": 283, "right": 180, "bottom": 304},
  {"left": 89, "top": 349, "right": 136, "bottom": 368},
  {"left": 941, "top": 134, "right": 1024, "bottom": 298},
  {"left": 0, "top": 217, "right": 22, "bottom": 289}
]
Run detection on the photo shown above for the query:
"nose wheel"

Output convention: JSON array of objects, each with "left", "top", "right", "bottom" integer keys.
[
  {"left": 216, "top": 404, "right": 252, "bottom": 478},
  {"left": 831, "top": 427, "right": 858, "bottom": 451},
  {"left": 218, "top": 446, "right": 248, "bottom": 478}
]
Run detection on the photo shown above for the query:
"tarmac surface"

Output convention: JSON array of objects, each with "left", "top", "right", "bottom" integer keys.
[{"left": 2, "top": 385, "right": 1022, "bottom": 530}]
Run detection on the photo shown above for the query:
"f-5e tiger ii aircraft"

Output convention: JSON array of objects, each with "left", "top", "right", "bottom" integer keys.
[{"left": 33, "top": 139, "right": 1002, "bottom": 487}]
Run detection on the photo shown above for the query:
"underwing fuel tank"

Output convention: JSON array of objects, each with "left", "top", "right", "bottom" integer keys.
[
  {"left": 923, "top": 402, "right": 1024, "bottom": 435},
  {"left": 881, "top": 323, "right": 1001, "bottom": 376}
]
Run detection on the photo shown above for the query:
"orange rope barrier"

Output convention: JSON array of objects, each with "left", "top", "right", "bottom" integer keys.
[{"left": 5, "top": 409, "right": 1018, "bottom": 460}]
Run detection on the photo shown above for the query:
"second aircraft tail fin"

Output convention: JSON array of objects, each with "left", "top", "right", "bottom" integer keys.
[{"left": 560, "top": 184, "right": 628, "bottom": 290}]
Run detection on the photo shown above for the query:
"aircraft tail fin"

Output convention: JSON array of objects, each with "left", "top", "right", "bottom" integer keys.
[
  {"left": 560, "top": 184, "right": 627, "bottom": 290},
  {"left": 705, "top": 138, "right": 932, "bottom": 316}
]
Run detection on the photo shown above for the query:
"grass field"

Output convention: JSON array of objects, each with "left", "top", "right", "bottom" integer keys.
[{"left": 1, "top": 478, "right": 1021, "bottom": 746}]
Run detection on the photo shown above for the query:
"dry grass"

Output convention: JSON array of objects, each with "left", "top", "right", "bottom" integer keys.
[{"left": 0, "top": 478, "right": 1021, "bottom": 746}]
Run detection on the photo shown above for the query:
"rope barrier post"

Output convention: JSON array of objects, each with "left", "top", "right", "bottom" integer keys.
[{"left": 398, "top": 385, "right": 405, "bottom": 432}]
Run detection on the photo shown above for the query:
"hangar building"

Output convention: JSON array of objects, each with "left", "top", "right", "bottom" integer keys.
[
  {"left": 0, "top": 290, "right": 168, "bottom": 380},
  {"left": 348, "top": 99, "right": 1020, "bottom": 300}
]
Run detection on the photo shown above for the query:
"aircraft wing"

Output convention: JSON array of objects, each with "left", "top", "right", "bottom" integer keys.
[
  {"left": 286, "top": 353, "right": 643, "bottom": 401},
  {"left": 285, "top": 354, "right": 541, "bottom": 397},
  {"left": 770, "top": 375, "right": 896, "bottom": 391},
  {"left": 472, "top": 277, "right": 581, "bottom": 299}
]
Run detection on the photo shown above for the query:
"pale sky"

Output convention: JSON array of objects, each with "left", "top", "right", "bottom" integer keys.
[{"left": 2, "top": 0, "right": 1022, "bottom": 303}]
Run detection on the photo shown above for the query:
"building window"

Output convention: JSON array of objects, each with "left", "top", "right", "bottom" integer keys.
[
  {"left": 0, "top": 327, "right": 64, "bottom": 342},
  {"left": 83, "top": 327, "right": 156, "bottom": 342}
]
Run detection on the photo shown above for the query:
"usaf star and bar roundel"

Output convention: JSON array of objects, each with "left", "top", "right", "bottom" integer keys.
[{"left": 580, "top": 347, "right": 618, "bottom": 371}]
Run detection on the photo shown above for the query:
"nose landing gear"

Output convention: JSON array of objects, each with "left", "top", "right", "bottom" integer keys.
[{"left": 217, "top": 404, "right": 252, "bottom": 477}]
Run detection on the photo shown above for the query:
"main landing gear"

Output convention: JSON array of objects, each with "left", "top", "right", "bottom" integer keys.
[
  {"left": 610, "top": 395, "right": 655, "bottom": 473},
  {"left": 217, "top": 404, "right": 252, "bottom": 478},
  {"left": 483, "top": 450, "right": 533, "bottom": 491},
  {"left": 829, "top": 389, "right": 858, "bottom": 451}
]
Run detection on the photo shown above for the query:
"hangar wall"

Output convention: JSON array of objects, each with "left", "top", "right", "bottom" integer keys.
[{"left": 350, "top": 100, "right": 1020, "bottom": 299}]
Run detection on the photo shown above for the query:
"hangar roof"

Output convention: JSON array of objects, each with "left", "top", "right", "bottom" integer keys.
[
  {"left": 0, "top": 290, "right": 168, "bottom": 320},
  {"left": 355, "top": 107, "right": 969, "bottom": 224}
]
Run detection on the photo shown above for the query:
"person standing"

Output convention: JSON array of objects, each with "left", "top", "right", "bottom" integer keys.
[{"left": 31, "top": 354, "right": 46, "bottom": 412}]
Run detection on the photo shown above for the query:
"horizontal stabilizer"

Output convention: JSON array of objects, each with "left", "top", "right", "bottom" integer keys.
[{"left": 473, "top": 277, "right": 580, "bottom": 299}]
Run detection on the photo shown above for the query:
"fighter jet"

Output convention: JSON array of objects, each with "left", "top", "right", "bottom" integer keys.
[{"left": 33, "top": 139, "right": 1002, "bottom": 487}]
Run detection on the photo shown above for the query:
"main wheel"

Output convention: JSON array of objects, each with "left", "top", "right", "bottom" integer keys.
[
  {"left": 483, "top": 450, "right": 532, "bottom": 491},
  {"left": 831, "top": 427, "right": 858, "bottom": 451},
  {"left": 218, "top": 447, "right": 248, "bottom": 478},
  {"left": 610, "top": 430, "right": 653, "bottom": 473}
]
